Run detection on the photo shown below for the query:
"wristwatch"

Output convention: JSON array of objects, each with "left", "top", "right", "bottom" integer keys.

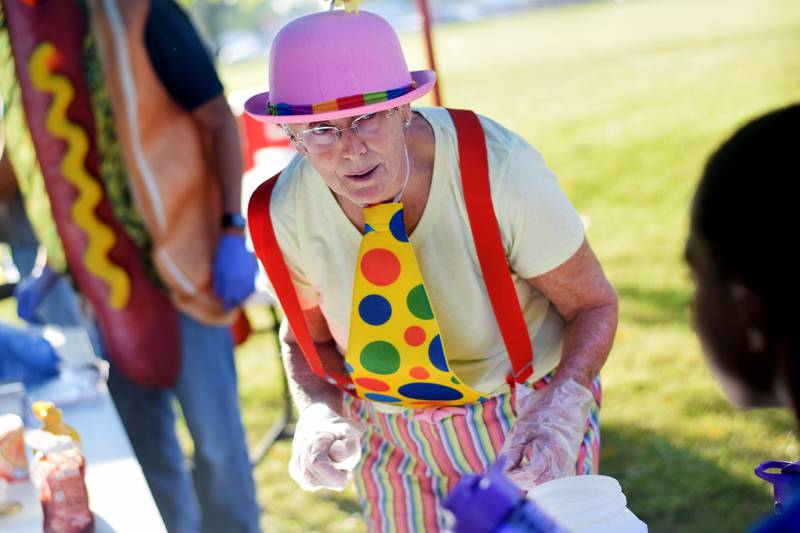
[{"left": 221, "top": 212, "right": 247, "bottom": 230}]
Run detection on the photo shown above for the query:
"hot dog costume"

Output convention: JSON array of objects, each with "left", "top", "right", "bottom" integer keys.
[
  {"left": 0, "top": 0, "right": 243, "bottom": 386},
  {"left": 0, "top": 1, "right": 260, "bottom": 530}
]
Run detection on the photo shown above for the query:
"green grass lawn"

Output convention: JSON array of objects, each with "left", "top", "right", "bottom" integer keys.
[
  {"left": 3, "top": 0, "right": 799, "bottom": 531},
  {"left": 226, "top": 0, "right": 800, "bottom": 531}
]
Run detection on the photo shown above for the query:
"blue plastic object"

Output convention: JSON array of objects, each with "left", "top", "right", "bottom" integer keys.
[
  {"left": 755, "top": 460, "right": 800, "bottom": 514},
  {"left": 14, "top": 265, "right": 60, "bottom": 325},
  {"left": 0, "top": 323, "right": 60, "bottom": 386},
  {"left": 212, "top": 234, "right": 258, "bottom": 310},
  {"left": 444, "top": 456, "right": 568, "bottom": 533}
]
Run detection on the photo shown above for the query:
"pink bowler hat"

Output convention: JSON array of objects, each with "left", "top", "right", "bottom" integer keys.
[{"left": 245, "top": 10, "right": 436, "bottom": 124}]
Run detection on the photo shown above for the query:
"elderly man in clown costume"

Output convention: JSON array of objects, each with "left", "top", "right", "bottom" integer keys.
[{"left": 247, "top": 3, "right": 618, "bottom": 531}]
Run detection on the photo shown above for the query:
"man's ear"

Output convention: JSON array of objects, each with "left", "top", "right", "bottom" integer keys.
[
  {"left": 401, "top": 104, "right": 412, "bottom": 124},
  {"left": 281, "top": 125, "right": 307, "bottom": 156}
]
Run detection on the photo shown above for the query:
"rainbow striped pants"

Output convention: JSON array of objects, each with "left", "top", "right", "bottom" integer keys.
[{"left": 342, "top": 374, "right": 602, "bottom": 533}]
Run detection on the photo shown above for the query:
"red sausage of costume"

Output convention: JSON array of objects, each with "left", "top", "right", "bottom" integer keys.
[{"left": 3, "top": 0, "right": 181, "bottom": 387}]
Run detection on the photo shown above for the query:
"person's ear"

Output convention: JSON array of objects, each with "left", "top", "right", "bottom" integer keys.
[
  {"left": 400, "top": 105, "right": 412, "bottom": 127},
  {"left": 730, "top": 281, "right": 767, "bottom": 353},
  {"left": 282, "top": 125, "right": 308, "bottom": 157}
]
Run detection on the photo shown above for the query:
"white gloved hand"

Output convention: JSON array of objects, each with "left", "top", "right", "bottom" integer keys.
[
  {"left": 289, "top": 403, "right": 363, "bottom": 492},
  {"left": 501, "top": 378, "right": 595, "bottom": 490}
]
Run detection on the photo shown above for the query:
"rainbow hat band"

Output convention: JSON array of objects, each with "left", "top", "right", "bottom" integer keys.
[
  {"left": 245, "top": 10, "right": 436, "bottom": 124},
  {"left": 268, "top": 82, "right": 417, "bottom": 117}
]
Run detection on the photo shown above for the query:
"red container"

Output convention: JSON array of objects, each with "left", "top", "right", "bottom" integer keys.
[{"left": 32, "top": 438, "right": 94, "bottom": 533}]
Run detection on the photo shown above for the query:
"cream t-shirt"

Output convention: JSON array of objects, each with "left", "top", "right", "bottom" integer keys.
[{"left": 265, "top": 107, "right": 585, "bottom": 403}]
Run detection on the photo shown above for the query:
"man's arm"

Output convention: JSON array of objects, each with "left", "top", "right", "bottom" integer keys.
[
  {"left": 525, "top": 238, "right": 618, "bottom": 388},
  {"left": 281, "top": 305, "right": 363, "bottom": 491},
  {"left": 145, "top": 0, "right": 240, "bottom": 215},
  {"left": 191, "top": 93, "right": 243, "bottom": 217},
  {"left": 501, "top": 238, "right": 616, "bottom": 486},
  {"left": 280, "top": 305, "right": 348, "bottom": 415}
]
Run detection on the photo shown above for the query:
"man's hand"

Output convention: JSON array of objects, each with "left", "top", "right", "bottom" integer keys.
[
  {"left": 289, "top": 403, "right": 364, "bottom": 492},
  {"left": 212, "top": 232, "right": 257, "bottom": 310},
  {"left": 500, "top": 378, "right": 595, "bottom": 490}
]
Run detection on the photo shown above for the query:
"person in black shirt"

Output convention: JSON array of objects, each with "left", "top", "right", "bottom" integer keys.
[{"left": 107, "top": 2, "right": 261, "bottom": 532}]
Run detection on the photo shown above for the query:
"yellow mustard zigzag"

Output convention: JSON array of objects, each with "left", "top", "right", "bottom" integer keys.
[{"left": 29, "top": 42, "right": 131, "bottom": 310}]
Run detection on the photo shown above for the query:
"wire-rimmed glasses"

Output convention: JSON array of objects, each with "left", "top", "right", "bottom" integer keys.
[{"left": 284, "top": 107, "right": 399, "bottom": 154}]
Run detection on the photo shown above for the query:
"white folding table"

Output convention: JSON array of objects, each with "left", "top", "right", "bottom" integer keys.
[{"left": 1, "top": 327, "right": 166, "bottom": 533}]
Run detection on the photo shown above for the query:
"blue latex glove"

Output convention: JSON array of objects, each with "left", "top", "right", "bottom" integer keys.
[
  {"left": 14, "top": 265, "right": 60, "bottom": 325},
  {"left": 212, "top": 233, "right": 257, "bottom": 310},
  {"left": 0, "top": 323, "right": 60, "bottom": 386}
]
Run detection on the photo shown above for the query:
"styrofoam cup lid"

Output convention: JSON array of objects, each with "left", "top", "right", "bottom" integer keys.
[
  {"left": 530, "top": 474, "right": 621, "bottom": 499},
  {"left": 528, "top": 475, "right": 648, "bottom": 533}
]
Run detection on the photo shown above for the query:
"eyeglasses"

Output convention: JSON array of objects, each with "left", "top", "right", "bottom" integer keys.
[{"left": 285, "top": 108, "right": 399, "bottom": 154}]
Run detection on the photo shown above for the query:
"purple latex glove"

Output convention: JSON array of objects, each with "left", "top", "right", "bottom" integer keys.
[
  {"left": 212, "top": 233, "right": 257, "bottom": 310},
  {"left": 0, "top": 323, "right": 60, "bottom": 386},
  {"left": 501, "top": 378, "right": 595, "bottom": 490},
  {"left": 14, "top": 266, "right": 59, "bottom": 325}
]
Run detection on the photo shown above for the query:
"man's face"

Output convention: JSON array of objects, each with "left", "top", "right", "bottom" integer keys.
[
  {"left": 286, "top": 105, "right": 411, "bottom": 207},
  {"left": 684, "top": 228, "right": 779, "bottom": 408}
]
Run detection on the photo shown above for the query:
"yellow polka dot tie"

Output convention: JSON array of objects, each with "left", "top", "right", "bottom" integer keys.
[{"left": 344, "top": 202, "right": 484, "bottom": 407}]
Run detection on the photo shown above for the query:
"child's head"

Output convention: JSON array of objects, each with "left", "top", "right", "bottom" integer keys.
[{"left": 685, "top": 104, "right": 800, "bottom": 417}]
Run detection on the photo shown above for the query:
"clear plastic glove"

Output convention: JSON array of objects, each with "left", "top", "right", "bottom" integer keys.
[
  {"left": 289, "top": 403, "right": 363, "bottom": 492},
  {"left": 14, "top": 266, "right": 59, "bottom": 325},
  {"left": 501, "top": 377, "right": 595, "bottom": 490},
  {"left": 212, "top": 234, "right": 257, "bottom": 310}
]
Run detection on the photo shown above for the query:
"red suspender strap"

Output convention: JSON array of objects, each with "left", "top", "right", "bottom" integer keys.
[
  {"left": 447, "top": 108, "right": 534, "bottom": 383},
  {"left": 247, "top": 174, "right": 355, "bottom": 392}
]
